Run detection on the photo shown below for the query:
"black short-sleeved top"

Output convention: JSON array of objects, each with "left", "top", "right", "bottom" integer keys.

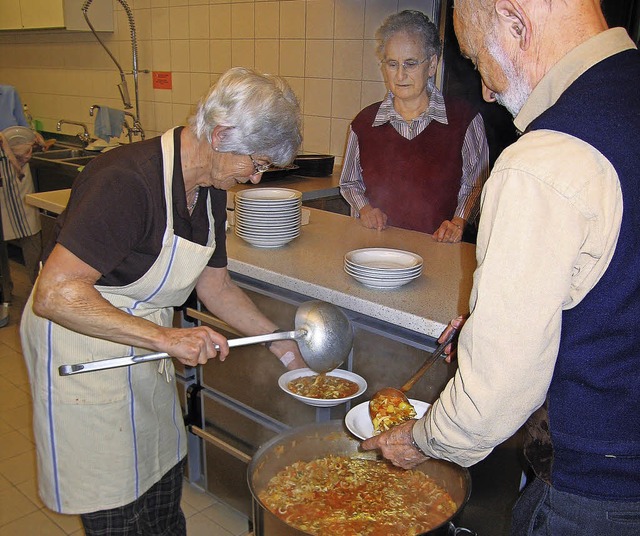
[{"left": 44, "top": 127, "right": 228, "bottom": 287}]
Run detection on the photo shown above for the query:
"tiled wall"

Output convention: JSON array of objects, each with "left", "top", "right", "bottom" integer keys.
[{"left": 0, "top": 0, "right": 437, "bottom": 162}]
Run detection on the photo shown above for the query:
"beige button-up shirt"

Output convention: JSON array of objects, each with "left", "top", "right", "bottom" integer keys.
[{"left": 413, "top": 28, "right": 636, "bottom": 465}]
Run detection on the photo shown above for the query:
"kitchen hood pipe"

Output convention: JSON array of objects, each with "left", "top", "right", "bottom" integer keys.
[{"left": 82, "top": 0, "right": 142, "bottom": 123}]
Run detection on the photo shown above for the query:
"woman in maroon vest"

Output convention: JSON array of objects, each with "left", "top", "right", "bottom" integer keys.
[{"left": 339, "top": 10, "right": 489, "bottom": 243}]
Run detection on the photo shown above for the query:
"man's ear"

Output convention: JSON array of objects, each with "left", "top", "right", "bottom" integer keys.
[{"left": 495, "top": 0, "right": 531, "bottom": 51}]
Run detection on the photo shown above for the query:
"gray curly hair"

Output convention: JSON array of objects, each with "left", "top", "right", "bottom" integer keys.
[
  {"left": 189, "top": 67, "right": 302, "bottom": 167},
  {"left": 376, "top": 10, "right": 442, "bottom": 61}
]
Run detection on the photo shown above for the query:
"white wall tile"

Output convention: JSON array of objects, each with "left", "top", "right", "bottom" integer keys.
[
  {"left": 171, "top": 40, "right": 190, "bottom": 71},
  {"left": 255, "top": 39, "right": 279, "bottom": 74},
  {"left": 151, "top": 7, "right": 170, "bottom": 39},
  {"left": 232, "top": 3, "right": 255, "bottom": 39},
  {"left": 303, "top": 78, "right": 332, "bottom": 116},
  {"left": 189, "top": 40, "right": 210, "bottom": 73},
  {"left": 210, "top": 39, "right": 232, "bottom": 73},
  {"left": 280, "top": 39, "right": 305, "bottom": 77},
  {"left": 302, "top": 115, "right": 331, "bottom": 153},
  {"left": 335, "top": 0, "right": 364, "bottom": 39},
  {"left": 331, "top": 79, "right": 361, "bottom": 120},
  {"left": 232, "top": 40, "right": 255, "bottom": 68},
  {"left": 188, "top": 5, "right": 210, "bottom": 39},
  {"left": 332, "top": 40, "right": 363, "bottom": 80},
  {"left": 255, "top": 2, "right": 280, "bottom": 38},
  {"left": 305, "top": 40, "right": 333, "bottom": 79},
  {"left": 280, "top": 1, "right": 305, "bottom": 39},
  {"left": 210, "top": 4, "right": 232, "bottom": 39},
  {"left": 306, "top": 0, "right": 334, "bottom": 39},
  {"left": 169, "top": 6, "right": 190, "bottom": 39}
]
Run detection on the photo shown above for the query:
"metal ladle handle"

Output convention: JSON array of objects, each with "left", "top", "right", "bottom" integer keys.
[
  {"left": 58, "top": 329, "right": 303, "bottom": 376},
  {"left": 399, "top": 326, "right": 459, "bottom": 393}
]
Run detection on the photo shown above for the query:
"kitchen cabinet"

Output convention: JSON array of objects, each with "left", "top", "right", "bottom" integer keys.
[{"left": 0, "top": 0, "right": 113, "bottom": 31}]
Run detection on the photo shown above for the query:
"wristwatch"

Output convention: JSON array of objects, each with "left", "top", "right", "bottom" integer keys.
[{"left": 410, "top": 430, "right": 430, "bottom": 457}]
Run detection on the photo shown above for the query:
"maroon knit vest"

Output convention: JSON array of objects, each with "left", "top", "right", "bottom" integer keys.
[{"left": 352, "top": 97, "right": 476, "bottom": 233}]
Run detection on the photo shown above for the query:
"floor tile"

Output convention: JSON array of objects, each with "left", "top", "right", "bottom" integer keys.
[
  {"left": 186, "top": 511, "right": 234, "bottom": 536},
  {"left": 0, "top": 430, "right": 33, "bottom": 462},
  {"left": 0, "top": 509, "right": 67, "bottom": 536},
  {"left": 0, "top": 484, "right": 39, "bottom": 525},
  {"left": 201, "top": 501, "right": 251, "bottom": 535},
  {"left": 182, "top": 480, "right": 217, "bottom": 512},
  {"left": 0, "top": 449, "right": 37, "bottom": 486},
  {"left": 43, "top": 507, "right": 84, "bottom": 535}
]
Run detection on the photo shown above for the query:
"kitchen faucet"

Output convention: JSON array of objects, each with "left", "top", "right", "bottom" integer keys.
[
  {"left": 56, "top": 120, "right": 91, "bottom": 144},
  {"left": 123, "top": 111, "right": 145, "bottom": 142}
]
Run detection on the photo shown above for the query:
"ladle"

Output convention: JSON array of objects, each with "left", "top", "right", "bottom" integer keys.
[
  {"left": 368, "top": 326, "right": 459, "bottom": 423},
  {"left": 58, "top": 300, "right": 353, "bottom": 376}
]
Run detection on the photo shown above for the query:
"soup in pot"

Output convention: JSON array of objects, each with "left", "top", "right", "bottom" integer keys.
[{"left": 259, "top": 454, "right": 457, "bottom": 536}]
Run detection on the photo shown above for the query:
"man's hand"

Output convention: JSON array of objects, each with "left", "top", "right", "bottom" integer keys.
[
  {"left": 440, "top": 315, "right": 467, "bottom": 363},
  {"left": 360, "top": 420, "right": 428, "bottom": 469}
]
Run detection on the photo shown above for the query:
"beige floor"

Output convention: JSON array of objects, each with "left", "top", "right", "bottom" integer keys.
[{"left": 0, "top": 258, "right": 252, "bottom": 536}]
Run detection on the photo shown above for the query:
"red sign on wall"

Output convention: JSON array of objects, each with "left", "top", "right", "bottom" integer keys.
[{"left": 152, "top": 71, "right": 172, "bottom": 90}]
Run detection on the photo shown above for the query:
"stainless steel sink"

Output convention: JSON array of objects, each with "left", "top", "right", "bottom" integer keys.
[{"left": 32, "top": 148, "right": 96, "bottom": 160}]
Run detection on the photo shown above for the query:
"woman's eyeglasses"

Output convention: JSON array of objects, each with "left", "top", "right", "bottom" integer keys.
[
  {"left": 381, "top": 57, "right": 428, "bottom": 73},
  {"left": 250, "top": 155, "right": 272, "bottom": 174}
]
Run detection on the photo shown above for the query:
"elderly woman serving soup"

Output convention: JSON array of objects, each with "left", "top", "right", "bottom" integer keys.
[
  {"left": 21, "top": 67, "right": 305, "bottom": 535},
  {"left": 340, "top": 10, "right": 489, "bottom": 243}
]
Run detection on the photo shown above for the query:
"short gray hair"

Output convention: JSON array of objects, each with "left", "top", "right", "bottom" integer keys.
[
  {"left": 189, "top": 67, "right": 302, "bottom": 166},
  {"left": 376, "top": 10, "right": 442, "bottom": 61}
]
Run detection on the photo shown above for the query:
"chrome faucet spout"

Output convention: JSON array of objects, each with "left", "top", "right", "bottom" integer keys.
[
  {"left": 56, "top": 120, "right": 91, "bottom": 144},
  {"left": 123, "top": 111, "right": 145, "bottom": 141}
]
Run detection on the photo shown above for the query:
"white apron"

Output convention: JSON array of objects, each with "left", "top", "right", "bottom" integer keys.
[
  {"left": 20, "top": 128, "right": 215, "bottom": 514},
  {"left": 0, "top": 147, "right": 40, "bottom": 241}
]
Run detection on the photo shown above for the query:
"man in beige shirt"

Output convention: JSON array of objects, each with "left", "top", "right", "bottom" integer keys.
[{"left": 363, "top": 1, "right": 640, "bottom": 534}]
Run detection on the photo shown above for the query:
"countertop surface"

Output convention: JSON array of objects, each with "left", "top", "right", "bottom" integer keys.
[
  {"left": 26, "top": 183, "right": 476, "bottom": 338},
  {"left": 26, "top": 171, "right": 340, "bottom": 212},
  {"left": 227, "top": 208, "right": 476, "bottom": 337}
]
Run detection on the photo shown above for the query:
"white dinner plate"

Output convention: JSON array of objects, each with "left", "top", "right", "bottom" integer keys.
[
  {"left": 236, "top": 220, "right": 300, "bottom": 233},
  {"left": 344, "top": 268, "right": 420, "bottom": 289},
  {"left": 235, "top": 227, "right": 300, "bottom": 238},
  {"left": 344, "top": 259, "right": 422, "bottom": 276},
  {"left": 234, "top": 199, "right": 302, "bottom": 214},
  {"left": 235, "top": 188, "right": 302, "bottom": 201},
  {"left": 345, "top": 248, "right": 423, "bottom": 270},
  {"left": 344, "top": 264, "right": 422, "bottom": 279},
  {"left": 236, "top": 235, "right": 300, "bottom": 248},
  {"left": 278, "top": 368, "right": 367, "bottom": 408},
  {"left": 345, "top": 398, "right": 431, "bottom": 440},
  {"left": 235, "top": 214, "right": 301, "bottom": 226}
]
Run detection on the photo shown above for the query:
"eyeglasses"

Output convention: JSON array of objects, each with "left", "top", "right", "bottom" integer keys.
[
  {"left": 249, "top": 154, "right": 272, "bottom": 174},
  {"left": 381, "top": 57, "right": 429, "bottom": 73}
]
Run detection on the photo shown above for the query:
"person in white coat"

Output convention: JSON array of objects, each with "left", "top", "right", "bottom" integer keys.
[{"left": 20, "top": 67, "right": 305, "bottom": 535}]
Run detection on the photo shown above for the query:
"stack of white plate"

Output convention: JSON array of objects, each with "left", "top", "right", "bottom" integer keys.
[
  {"left": 344, "top": 247, "right": 423, "bottom": 289},
  {"left": 234, "top": 188, "right": 302, "bottom": 248}
]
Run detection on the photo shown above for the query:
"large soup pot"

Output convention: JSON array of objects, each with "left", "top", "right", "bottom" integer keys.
[{"left": 248, "top": 420, "right": 475, "bottom": 536}]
